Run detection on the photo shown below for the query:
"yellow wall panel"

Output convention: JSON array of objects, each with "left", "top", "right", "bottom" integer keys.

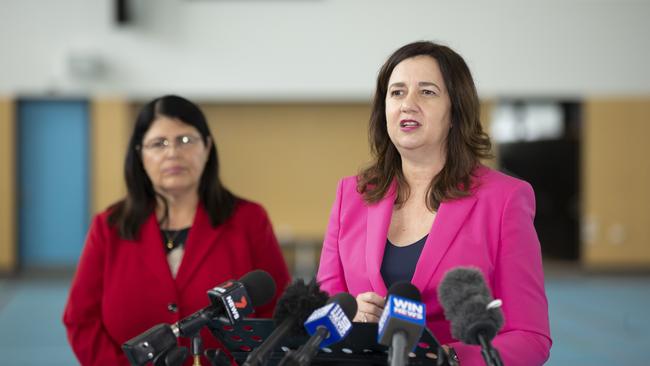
[
  {"left": 202, "top": 103, "right": 371, "bottom": 241},
  {"left": 0, "top": 97, "right": 16, "bottom": 273},
  {"left": 582, "top": 98, "right": 650, "bottom": 268},
  {"left": 90, "top": 98, "right": 132, "bottom": 214},
  {"left": 480, "top": 99, "right": 497, "bottom": 169}
]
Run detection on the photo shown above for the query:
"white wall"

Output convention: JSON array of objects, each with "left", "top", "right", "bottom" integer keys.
[{"left": 1, "top": 0, "right": 649, "bottom": 100}]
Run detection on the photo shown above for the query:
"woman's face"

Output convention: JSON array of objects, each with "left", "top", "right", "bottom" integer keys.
[
  {"left": 140, "top": 116, "right": 211, "bottom": 196},
  {"left": 385, "top": 55, "right": 452, "bottom": 159}
]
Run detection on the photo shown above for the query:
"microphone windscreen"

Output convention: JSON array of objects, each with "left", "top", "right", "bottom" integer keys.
[
  {"left": 437, "top": 267, "right": 504, "bottom": 344},
  {"left": 388, "top": 281, "right": 422, "bottom": 302},
  {"left": 377, "top": 282, "right": 425, "bottom": 349},
  {"left": 327, "top": 292, "right": 357, "bottom": 320},
  {"left": 239, "top": 270, "right": 276, "bottom": 307},
  {"left": 273, "top": 279, "right": 329, "bottom": 336}
]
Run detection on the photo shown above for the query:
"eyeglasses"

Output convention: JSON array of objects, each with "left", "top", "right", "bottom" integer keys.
[{"left": 137, "top": 135, "right": 202, "bottom": 153}]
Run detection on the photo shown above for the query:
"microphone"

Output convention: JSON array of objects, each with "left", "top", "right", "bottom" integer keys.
[
  {"left": 378, "top": 282, "right": 426, "bottom": 366},
  {"left": 123, "top": 270, "right": 276, "bottom": 366},
  {"left": 121, "top": 323, "right": 179, "bottom": 366},
  {"left": 278, "top": 292, "right": 357, "bottom": 366},
  {"left": 242, "top": 278, "right": 329, "bottom": 366},
  {"left": 438, "top": 267, "right": 504, "bottom": 366}
]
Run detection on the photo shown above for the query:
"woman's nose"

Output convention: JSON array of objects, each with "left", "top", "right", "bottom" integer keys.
[{"left": 400, "top": 94, "right": 417, "bottom": 113}]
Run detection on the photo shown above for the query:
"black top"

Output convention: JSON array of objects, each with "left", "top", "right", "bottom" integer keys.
[
  {"left": 380, "top": 235, "right": 427, "bottom": 289},
  {"left": 161, "top": 227, "right": 190, "bottom": 253}
]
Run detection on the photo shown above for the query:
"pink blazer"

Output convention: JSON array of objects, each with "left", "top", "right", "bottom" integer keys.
[{"left": 317, "top": 166, "right": 551, "bottom": 365}]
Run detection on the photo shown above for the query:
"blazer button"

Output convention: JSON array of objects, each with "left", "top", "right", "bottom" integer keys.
[{"left": 167, "top": 303, "right": 178, "bottom": 313}]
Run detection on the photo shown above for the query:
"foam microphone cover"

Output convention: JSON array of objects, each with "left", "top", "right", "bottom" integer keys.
[
  {"left": 377, "top": 282, "right": 426, "bottom": 350},
  {"left": 239, "top": 269, "right": 277, "bottom": 307},
  {"left": 437, "top": 267, "right": 504, "bottom": 345},
  {"left": 327, "top": 292, "right": 357, "bottom": 320},
  {"left": 389, "top": 281, "right": 422, "bottom": 302},
  {"left": 273, "top": 278, "right": 329, "bottom": 336}
]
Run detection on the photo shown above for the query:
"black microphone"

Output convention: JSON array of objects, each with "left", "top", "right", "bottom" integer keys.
[
  {"left": 123, "top": 270, "right": 276, "bottom": 366},
  {"left": 173, "top": 269, "right": 276, "bottom": 337},
  {"left": 278, "top": 292, "right": 357, "bottom": 366},
  {"left": 378, "top": 282, "right": 426, "bottom": 366},
  {"left": 242, "top": 279, "right": 329, "bottom": 366},
  {"left": 438, "top": 267, "right": 504, "bottom": 366}
]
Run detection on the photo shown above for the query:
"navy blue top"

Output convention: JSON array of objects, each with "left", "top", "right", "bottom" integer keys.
[
  {"left": 380, "top": 235, "right": 428, "bottom": 289},
  {"left": 161, "top": 227, "right": 190, "bottom": 253}
]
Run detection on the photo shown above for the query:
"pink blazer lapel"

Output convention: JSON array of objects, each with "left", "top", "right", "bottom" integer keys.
[
  {"left": 411, "top": 195, "right": 477, "bottom": 293},
  {"left": 365, "top": 185, "right": 397, "bottom": 296}
]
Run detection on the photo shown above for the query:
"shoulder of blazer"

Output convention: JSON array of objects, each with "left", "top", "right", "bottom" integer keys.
[
  {"left": 231, "top": 199, "right": 267, "bottom": 219},
  {"left": 339, "top": 175, "right": 360, "bottom": 193},
  {"left": 91, "top": 208, "right": 120, "bottom": 242},
  {"left": 472, "top": 166, "right": 533, "bottom": 199}
]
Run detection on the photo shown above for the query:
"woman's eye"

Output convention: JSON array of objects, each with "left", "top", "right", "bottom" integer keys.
[
  {"left": 150, "top": 140, "right": 167, "bottom": 149},
  {"left": 422, "top": 89, "right": 436, "bottom": 96},
  {"left": 390, "top": 90, "right": 404, "bottom": 97}
]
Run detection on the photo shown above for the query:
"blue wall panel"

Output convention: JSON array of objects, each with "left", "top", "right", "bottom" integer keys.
[{"left": 18, "top": 100, "right": 89, "bottom": 267}]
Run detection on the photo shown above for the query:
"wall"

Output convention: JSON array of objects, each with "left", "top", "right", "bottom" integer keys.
[
  {"left": 90, "top": 98, "right": 131, "bottom": 213},
  {"left": 582, "top": 98, "right": 650, "bottom": 268},
  {"left": 1, "top": 1, "right": 649, "bottom": 99},
  {"left": 203, "top": 103, "right": 370, "bottom": 240},
  {"left": 0, "top": 97, "right": 16, "bottom": 273}
]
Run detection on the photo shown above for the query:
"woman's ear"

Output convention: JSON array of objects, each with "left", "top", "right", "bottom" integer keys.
[
  {"left": 203, "top": 136, "right": 213, "bottom": 163},
  {"left": 205, "top": 136, "right": 213, "bottom": 151}
]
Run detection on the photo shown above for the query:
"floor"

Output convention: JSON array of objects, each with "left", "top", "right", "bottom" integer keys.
[{"left": 0, "top": 265, "right": 648, "bottom": 365}]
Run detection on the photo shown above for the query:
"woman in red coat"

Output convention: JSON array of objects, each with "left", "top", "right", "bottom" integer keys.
[{"left": 63, "top": 95, "right": 291, "bottom": 365}]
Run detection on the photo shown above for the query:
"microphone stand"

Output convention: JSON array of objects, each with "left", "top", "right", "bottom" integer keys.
[
  {"left": 388, "top": 331, "right": 408, "bottom": 366},
  {"left": 243, "top": 319, "right": 292, "bottom": 366},
  {"left": 191, "top": 335, "right": 203, "bottom": 366},
  {"left": 278, "top": 326, "right": 329, "bottom": 366},
  {"left": 477, "top": 333, "right": 503, "bottom": 366},
  {"left": 436, "top": 346, "right": 459, "bottom": 366},
  {"left": 204, "top": 349, "right": 231, "bottom": 366}
]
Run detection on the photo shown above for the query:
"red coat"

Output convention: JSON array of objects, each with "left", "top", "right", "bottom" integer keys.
[{"left": 63, "top": 200, "right": 291, "bottom": 366}]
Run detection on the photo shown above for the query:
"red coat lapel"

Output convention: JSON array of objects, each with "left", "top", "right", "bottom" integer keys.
[
  {"left": 139, "top": 213, "right": 176, "bottom": 290},
  {"left": 174, "top": 205, "right": 225, "bottom": 290}
]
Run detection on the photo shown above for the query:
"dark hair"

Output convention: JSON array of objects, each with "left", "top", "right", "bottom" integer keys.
[
  {"left": 357, "top": 41, "right": 492, "bottom": 211},
  {"left": 108, "top": 95, "right": 237, "bottom": 239}
]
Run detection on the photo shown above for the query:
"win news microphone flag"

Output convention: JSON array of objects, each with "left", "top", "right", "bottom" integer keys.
[
  {"left": 278, "top": 292, "right": 357, "bottom": 366},
  {"left": 122, "top": 270, "right": 276, "bottom": 366},
  {"left": 378, "top": 282, "right": 426, "bottom": 366}
]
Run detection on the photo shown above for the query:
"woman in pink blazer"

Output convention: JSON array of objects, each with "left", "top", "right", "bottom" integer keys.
[
  {"left": 317, "top": 42, "right": 551, "bottom": 365},
  {"left": 63, "top": 95, "right": 290, "bottom": 365}
]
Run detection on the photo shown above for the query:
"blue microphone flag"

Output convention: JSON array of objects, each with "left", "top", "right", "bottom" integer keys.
[
  {"left": 378, "top": 294, "right": 426, "bottom": 351},
  {"left": 303, "top": 302, "right": 353, "bottom": 348}
]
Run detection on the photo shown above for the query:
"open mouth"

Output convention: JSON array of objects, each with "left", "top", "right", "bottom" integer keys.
[{"left": 400, "top": 119, "right": 421, "bottom": 127}]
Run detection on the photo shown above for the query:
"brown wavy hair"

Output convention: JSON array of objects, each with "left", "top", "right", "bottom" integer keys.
[{"left": 357, "top": 41, "right": 492, "bottom": 211}]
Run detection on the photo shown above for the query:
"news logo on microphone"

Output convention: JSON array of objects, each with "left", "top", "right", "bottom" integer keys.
[
  {"left": 303, "top": 302, "right": 353, "bottom": 347},
  {"left": 208, "top": 280, "right": 254, "bottom": 324},
  {"left": 378, "top": 294, "right": 426, "bottom": 349}
]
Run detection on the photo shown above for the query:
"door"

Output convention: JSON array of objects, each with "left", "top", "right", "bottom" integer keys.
[{"left": 18, "top": 99, "right": 89, "bottom": 267}]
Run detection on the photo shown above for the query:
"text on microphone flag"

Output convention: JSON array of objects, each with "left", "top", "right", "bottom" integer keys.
[
  {"left": 392, "top": 297, "right": 425, "bottom": 320},
  {"left": 304, "top": 302, "right": 353, "bottom": 348}
]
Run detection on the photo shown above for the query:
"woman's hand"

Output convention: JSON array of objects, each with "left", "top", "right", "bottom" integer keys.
[{"left": 353, "top": 292, "right": 385, "bottom": 323}]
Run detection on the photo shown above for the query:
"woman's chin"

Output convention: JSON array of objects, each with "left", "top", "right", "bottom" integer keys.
[{"left": 156, "top": 180, "right": 198, "bottom": 196}]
